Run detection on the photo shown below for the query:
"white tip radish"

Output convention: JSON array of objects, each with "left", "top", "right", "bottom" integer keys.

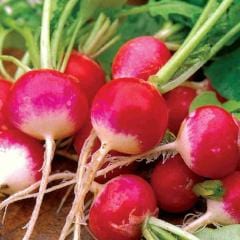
[
  {"left": 0, "top": 128, "right": 44, "bottom": 195},
  {"left": 5, "top": 69, "right": 89, "bottom": 240}
]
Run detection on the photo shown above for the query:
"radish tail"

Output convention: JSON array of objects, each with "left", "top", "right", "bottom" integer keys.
[
  {"left": 23, "top": 137, "right": 55, "bottom": 240},
  {"left": 59, "top": 131, "right": 97, "bottom": 240}
]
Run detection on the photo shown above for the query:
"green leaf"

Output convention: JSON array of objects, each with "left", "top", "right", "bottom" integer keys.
[
  {"left": 205, "top": 48, "right": 240, "bottom": 101},
  {"left": 149, "top": 0, "right": 202, "bottom": 27},
  {"left": 99, "top": 0, "right": 127, "bottom": 8},
  {"left": 223, "top": 100, "right": 240, "bottom": 120},
  {"left": 195, "top": 225, "right": 240, "bottom": 240},
  {"left": 189, "top": 91, "right": 222, "bottom": 112}
]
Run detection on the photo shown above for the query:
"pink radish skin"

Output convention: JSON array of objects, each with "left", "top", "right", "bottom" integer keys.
[
  {"left": 151, "top": 155, "right": 202, "bottom": 213},
  {"left": 0, "top": 78, "right": 12, "bottom": 125},
  {"left": 113, "top": 106, "right": 239, "bottom": 179},
  {"left": 59, "top": 77, "right": 168, "bottom": 239},
  {"left": 184, "top": 171, "right": 240, "bottom": 233},
  {"left": 6, "top": 69, "right": 88, "bottom": 140},
  {"left": 164, "top": 86, "right": 197, "bottom": 135},
  {"left": 0, "top": 128, "right": 44, "bottom": 195},
  {"left": 177, "top": 106, "right": 239, "bottom": 178},
  {"left": 91, "top": 78, "right": 169, "bottom": 154},
  {"left": 112, "top": 36, "right": 171, "bottom": 81},
  {"left": 89, "top": 175, "right": 158, "bottom": 240},
  {"left": 5, "top": 69, "right": 89, "bottom": 240},
  {"left": 65, "top": 50, "right": 105, "bottom": 103}
]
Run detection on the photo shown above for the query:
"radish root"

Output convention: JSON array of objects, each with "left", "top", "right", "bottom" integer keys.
[{"left": 22, "top": 137, "right": 56, "bottom": 240}]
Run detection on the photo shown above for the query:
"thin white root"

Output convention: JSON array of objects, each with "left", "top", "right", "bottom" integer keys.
[
  {"left": 56, "top": 150, "right": 79, "bottom": 161},
  {"left": 59, "top": 130, "right": 97, "bottom": 240},
  {"left": 0, "top": 172, "right": 75, "bottom": 211},
  {"left": 57, "top": 185, "right": 74, "bottom": 214},
  {"left": 183, "top": 212, "right": 213, "bottom": 233},
  {"left": 97, "top": 142, "right": 176, "bottom": 178},
  {"left": 23, "top": 137, "right": 56, "bottom": 240}
]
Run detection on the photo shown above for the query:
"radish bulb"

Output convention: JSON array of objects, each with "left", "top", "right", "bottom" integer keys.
[
  {"left": 184, "top": 171, "right": 240, "bottom": 233},
  {"left": 65, "top": 50, "right": 105, "bottom": 103},
  {"left": 151, "top": 154, "right": 202, "bottom": 213},
  {"left": 59, "top": 77, "right": 168, "bottom": 239},
  {"left": 89, "top": 175, "right": 158, "bottom": 240},
  {"left": 5, "top": 69, "right": 88, "bottom": 239},
  {"left": 0, "top": 78, "right": 12, "bottom": 126},
  {"left": 109, "top": 106, "right": 239, "bottom": 179},
  {"left": 0, "top": 128, "right": 44, "bottom": 195},
  {"left": 112, "top": 36, "right": 171, "bottom": 80}
]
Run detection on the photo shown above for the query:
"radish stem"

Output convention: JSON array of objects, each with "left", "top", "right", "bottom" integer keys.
[{"left": 40, "top": 0, "right": 52, "bottom": 69}]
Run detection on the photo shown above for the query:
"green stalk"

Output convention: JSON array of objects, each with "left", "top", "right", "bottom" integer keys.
[
  {"left": 22, "top": 28, "right": 40, "bottom": 68},
  {"left": 40, "top": 0, "right": 52, "bottom": 69},
  {"left": 14, "top": 52, "right": 30, "bottom": 80},
  {"left": 147, "top": 217, "right": 200, "bottom": 240},
  {"left": 59, "top": 19, "right": 84, "bottom": 72},
  {"left": 184, "top": 0, "right": 217, "bottom": 43},
  {"left": 150, "top": 225, "right": 177, "bottom": 240},
  {"left": 160, "top": 21, "right": 240, "bottom": 93},
  {"left": 0, "top": 55, "right": 31, "bottom": 73},
  {"left": 0, "top": 29, "right": 13, "bottom": 80},
  {"left": 82, "top": 14, "right": 107, "bottom": 54},
  {"left": 154, "top": 22, "right": 184, "bottom": 41},
  {"left": 149, "top": 0, "right": 233, "bottom": 88},
  {"left": 51, "top": 0, "right": 78, "bottom": 68},
  {"left": 90, "top": 35, "right": 121, "bottom": 59},
  {"left": 84, "top": 18, "right": 111, "bottom": 55}
]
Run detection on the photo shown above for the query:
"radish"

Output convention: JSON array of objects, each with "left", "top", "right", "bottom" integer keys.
[
  {"left": 0, "top": 128, "right": 44, "bottom": 195},
  {"left": 164, "top": 86, "right": 197, "bottom": 135},
  {"left": 59, "top": 77, "right": 168, "bottom": 239},
  {"left": 151, "top": 154, "right": 202, "bottom": 213},
  {"left": 89, "top": 174, "right": 158, "bottom": 240},
  {"left": 65, "top": 50, "right": 105, "bottom": 103},
  {"left": 0, "top": 78, "right": 12, "bottom": 125},
  {"left": 5, "top": 69, "right": 88, "bottom": 239},
  {"left": 73, "top": 119, "right": 136, "bottom": 184},
  {"left": 183, "top": 171, "right": 240, "bottom": 233},
  {"left": 112, "top": 36, "right": 171, "bottom": 80},
  {"left": 109, "top": 106, "right": 239, "bottom": 179}
]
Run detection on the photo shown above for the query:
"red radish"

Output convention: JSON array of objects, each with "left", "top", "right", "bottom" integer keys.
[
  {"left": 184, "top": 171, "right": 240, "bottom": 232},
  {"left": 0, "top": 78, "right": 12, "bottom": 125},
  {"left": 112, "top": 106, "right": 239, "bottom": 179},
  {"left": 164, "top": 86, "right": 197, "bottom": 135},
  {"left": 74, "top": 119, "right": 136, "bottom": 184},
  {"left": 151, "top": 154, "right": 202, "bottom": 213},
  {"left": 5, "top": 69, "right": 88, "bottom": 239},
  {"left": 59, "top": 77, "right": 168, "bottom": 239},
  {"left": 112, "top": 36, "right": 171, "bottom": 81},
  {"left": 65, "top": 50, "right": 105, "bottom": 103},
  {"left": 0, "top": 128, "right": 44, "bottom": 195},
  {"left": 89, "top": 175, "right": 158, "bottom": 240}
]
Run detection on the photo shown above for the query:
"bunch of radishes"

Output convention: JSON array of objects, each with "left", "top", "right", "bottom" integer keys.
[{"left": 1, "top": 1, "right": 240, "bottom": 240}]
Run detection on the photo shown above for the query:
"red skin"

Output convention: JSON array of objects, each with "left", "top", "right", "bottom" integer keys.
[
  {"left": 112, "top": 36, "right": 171, "bottom": 81},
  {"left": 73, "top": 119, "right": 136, "bottom": 184},
  {"left": 65, "top": 51, "right": 105, "bottom": 103},
  {"left": 164, "top": 86, "right": 197, "bottom": 135},
  {"left": 89, "top": 175, "right": 158, "bottom": 240},
  {"left": 5, "top": 69, "right": 89, "bottom": 140},
  {"left": 222, "top": 172, "right": 240, "bottom": 221},
  {"left": 0, "top": 78, "right": 12, "bottom": 125},
  {"left": 91, "top": 78, "right": 169, "bottom": 154},
  {"left": 151, "top": 155, "right": 202, "bottom": 213},
  {"left": 178, "top": 106, "right": 239, "bottom": 178}
]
